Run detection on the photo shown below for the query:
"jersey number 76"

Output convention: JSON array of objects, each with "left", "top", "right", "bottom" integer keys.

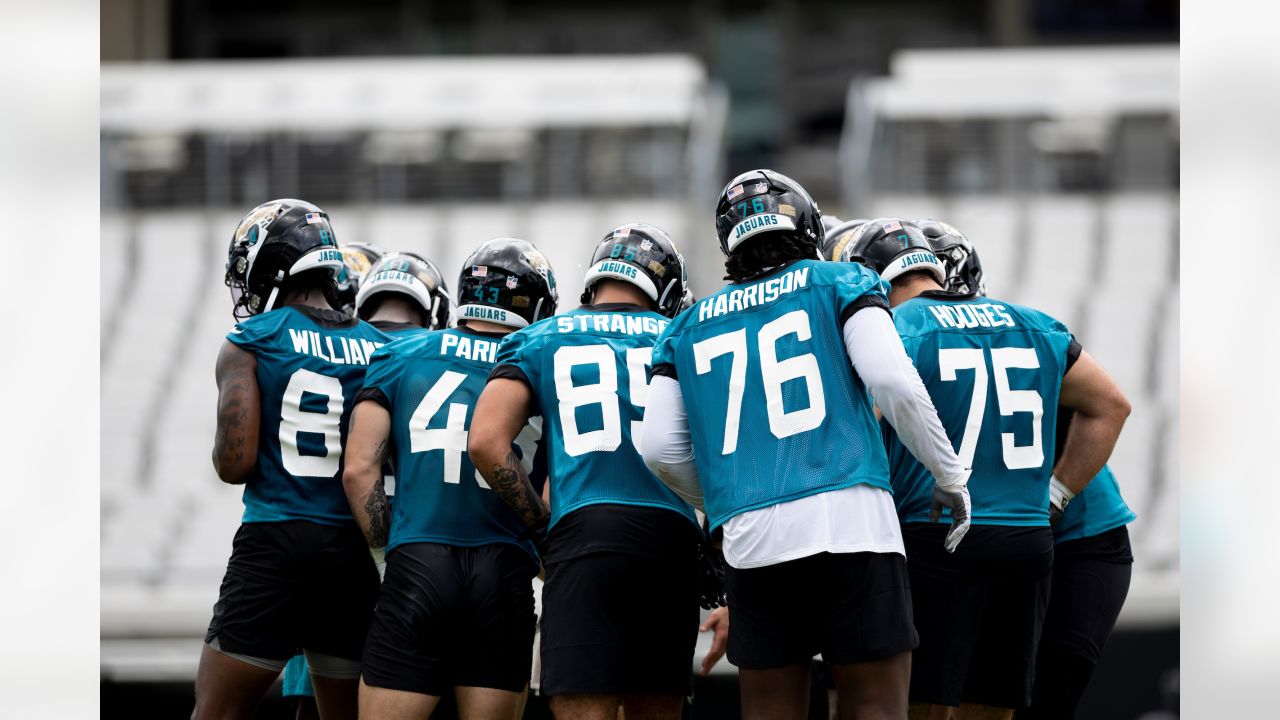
[{"left": 692, "top": 309, "right": 827, "bottom": 455}]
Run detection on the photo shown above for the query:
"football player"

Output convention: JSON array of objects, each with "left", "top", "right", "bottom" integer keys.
[
  {"left": 820, "top": 217, "right": 870, "bottom": 262},
  {"left": 920, "top": 219, "right": 1138, "bottom": 719},
  {"left": 842, "top": 218, "right": 1131, "bottom": 720},
  {"left": 341, "top": 238, "right": 553, "bottom": 720},
  {"left": 280, "top": 240, "right": 390, "bottom": 720},
  {"left": 335, "top": 242, "right": 387, "bottom": 316},
  {"left": 469, "top": 224, "right": 701, "bottom": 720},
  {"left": 355, "top": 251, "right": 454, "bottom": 336},
  {"left": 639, "top": 170, "right": 971, "bottom": 720},
  {"left": 195, "top": 199, "right": 392, "bottom": 720}
]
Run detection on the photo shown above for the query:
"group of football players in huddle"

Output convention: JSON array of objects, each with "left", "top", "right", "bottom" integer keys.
[{"left": 191, "top": 169, "right": 1134, "bottom": 720}]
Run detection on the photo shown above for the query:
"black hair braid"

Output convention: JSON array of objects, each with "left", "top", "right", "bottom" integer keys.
[{"left": 724, "top": 233, "right": 819, "bottom": 283}]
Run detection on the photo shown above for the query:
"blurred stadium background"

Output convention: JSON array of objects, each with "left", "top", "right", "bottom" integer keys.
[{"left": 100, "top": 1, "right": 1178, "bottom": 717}]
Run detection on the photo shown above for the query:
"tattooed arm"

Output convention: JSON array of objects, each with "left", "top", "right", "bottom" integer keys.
[
  {"left": 343, "top": 400, "right": 393, "bottom": 549},
  {"left": 469, "top": 378, "right": 550, "bottom": 528},
  {"left": 212, "top": 340, "right": 260, "bottom": 484}
]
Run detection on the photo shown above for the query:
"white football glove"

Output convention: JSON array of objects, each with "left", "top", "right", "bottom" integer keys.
[
  {"left": 930, "top": 476, "right": 972, "bottom": 553},
  {"left": 1049, "top": 476, "right": 1075, "bottom": 527}
]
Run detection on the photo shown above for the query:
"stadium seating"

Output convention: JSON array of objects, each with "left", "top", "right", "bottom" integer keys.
[{"left": 101, "top": 193, "right": 1178, "bottom": 679}]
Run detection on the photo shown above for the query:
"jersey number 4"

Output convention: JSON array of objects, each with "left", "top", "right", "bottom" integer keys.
[
  {"left": 692, "top": 309, "right": 826, "bottom": 454},
  {"left": 409, "top": 371, "right": 540, "bottom": 485},
  {"left": 938, "top": 347, "right": 1044, "bottom": 470}
]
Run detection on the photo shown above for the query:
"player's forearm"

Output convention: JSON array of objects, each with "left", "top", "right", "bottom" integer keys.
[
  {"left": 1056, "top": 351, "right": 1130, "bottom": 495},
  {"left": 344, "top": 462, "right": 389, "bottom": 548},
  {"left": 1054, "top": 412, "right": 1127, "bottom": 496},
  {"left": 639, "top": 375, "right": 705, "bottom": 510},
  {"left": 212, "top": 342, "right": 259, "bottom": 484},
  {"left": 476, "top": 445, "right": 549, "bottom": 528},
  {"left": 844, "top": 311, "right": 968, "bottom": 486}
]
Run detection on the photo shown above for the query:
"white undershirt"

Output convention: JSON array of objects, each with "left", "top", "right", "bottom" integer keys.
[{"left": 640, "top": 306, "right": 967, "bottom": 569}]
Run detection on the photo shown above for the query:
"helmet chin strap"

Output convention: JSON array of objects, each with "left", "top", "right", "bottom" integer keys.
[
  {"left": 263, "top": 285, "right": 282, "bottom": 313},
  {"left": 656, "top": 279, "right": 676, "bottom": 314}
]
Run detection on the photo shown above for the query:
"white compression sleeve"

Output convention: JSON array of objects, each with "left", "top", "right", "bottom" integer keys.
[
  {"left": 843, "top": 308, "right": 969, "bottom": 488},
  {"left": 638, "top": 375, "right": 705, "bottom": 510}
]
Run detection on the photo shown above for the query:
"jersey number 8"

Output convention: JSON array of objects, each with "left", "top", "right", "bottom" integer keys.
[{"left": 279, "top": 369, "right": 345, "bottom": 477}]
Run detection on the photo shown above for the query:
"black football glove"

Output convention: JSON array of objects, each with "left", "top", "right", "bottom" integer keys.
[
  {"left": 696, "top": 522, "right": 728, "bottom": 610},
  {"left": 520, "top": 515, "right": 551, "bottom": 559}
]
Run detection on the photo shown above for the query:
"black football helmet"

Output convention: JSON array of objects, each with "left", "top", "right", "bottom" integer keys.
[
  {"left": 821, "top": 218, "right": 871, "bottom": 262},
  {"left": 839, "top": 218, "right": 946, "bottom": 284},
  {"left": 456, "top": 238, "right": 558, "bottom": 329},
  {"left": 714, "top": 169, "right": 823, "bottom": 257},
  {"left": 334, "top": 242, "right": 386, "bottom": 315},
  {"left": 916, "top": 219, "right": 986, "bottom": 296},
  {"left": 580, "top": 223, "right": 689, "bottom": 318},
  {"left": 820, "top": 214, "right": 845, "bottom": 236},
  {"left": 678, "top": 289, "right": 696, "bottom": 314},
  {"left": 225, "top": 198, "right": 345, "bottom": 320},
  {"left": 356, "top": 251, "right": 453, "bottom": 329}
]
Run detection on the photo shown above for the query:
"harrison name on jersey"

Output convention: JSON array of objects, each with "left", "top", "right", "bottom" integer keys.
[{"left": 698, "top": 265, "right": 810, "bottom": 322}]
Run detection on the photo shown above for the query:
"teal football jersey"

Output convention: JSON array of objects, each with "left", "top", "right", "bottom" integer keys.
[
  {"left": 885, "top": 293, "right": 1075, "bottom": 526},
  {"left": 361, "top": 328, "right": 543, "bottom": 556},
  {"left": 493, "top": 305, "right": 698, "bottom": 530},
  {"left": 1055, "top": 464, "right": 1137, "bottom": 543},
  {"left": 651, "top": 259, "right": 893, "bottom": 530},
  {"left": 370, "top": 320, "right": 430, "bottom": 340},
  {"left": 226, "top": 305, "right": 392, "bottom": 525}
]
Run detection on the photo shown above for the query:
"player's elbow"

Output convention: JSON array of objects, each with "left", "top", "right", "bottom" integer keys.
[
  {"left": 467, "top": 422, "right": 503, "bottom": 471},
  {"left": 1102, "top": 386, "right": 1132, "bottom": 429},
  {"left": 341, "top": 460, "right": 373, "bottom": 497},
  {"left": 211, "top": 450, "right": 250, "bottom": 485}
]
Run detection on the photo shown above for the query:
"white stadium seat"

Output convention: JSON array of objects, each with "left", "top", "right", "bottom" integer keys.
[
  {"left": 1081, "top": 286, "right": 1159, "bottom": 402},
  {"left": 1022, "top": 196, "right": 1097, "bottom": 299},
  {"left": 943, "top": 196, "right": 1021, "bottom": 300},
  {"left": 1100, "top": 193, "right": 1176, "bottom": 293}
]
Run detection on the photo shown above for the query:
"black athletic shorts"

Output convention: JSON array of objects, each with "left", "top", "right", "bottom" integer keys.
[
  {"left": 724, "top": 551, "right": 918, "bottom": 670},
  {"left": 205, "top": 521, "right": 380, "bottom": 663},
  {"left": 539, "top": 529, "right": 700, "bottom": 697},
  {"left": 1020, "top": 525, "right": 1133, "bottom": 720},
  {"left": 361, "top": 542, "right": 538, "bottom": 696},
  {"left": 903, "top": 523, "right": 1054, "bottom": 710}
]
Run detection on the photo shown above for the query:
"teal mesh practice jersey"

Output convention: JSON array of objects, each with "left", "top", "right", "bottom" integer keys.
[
  {"left": 651, "top": 260, "right": 893, "bottom": 530},
  {"left": 1055, "top": 464, "right": 1137, "bottom": 543},
  {"left": 493, "top": 305, "right": 698, "bottom": 530},
  {"left": 226, "top": 306, "right": 392, "bottom": 525},
  {"left": 370, "top": 320, "right": 430, "bottom": 340},
  {"left": 885, "top": 293, "right": 1076, "bottom": 526},
  {"left": 360, "top": 328, "right": 544, "bottom": 557}
]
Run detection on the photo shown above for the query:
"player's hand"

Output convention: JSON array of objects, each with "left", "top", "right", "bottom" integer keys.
[
  {"left": 930, "top": 480, "right": 972, "bottom": 553},
  {"left": 521, "top": 515, "right": 551, "bottom": 559},
  {"left": 369, "top": 546, "right": 387, "bottom": 582},
  {"left": 1049, "top": 476, "right": 1074, "bottom": 528},
  {"left": 699, "top": 607, "right": 730, "bottom": 676}
]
